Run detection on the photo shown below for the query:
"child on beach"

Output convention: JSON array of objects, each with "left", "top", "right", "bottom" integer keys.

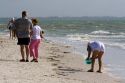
[
  {"left": 86, "top": 41, "right": 105, "bottom": 73},
  {"left": 29, "top": 18, "right": 44, "bottom": 62}
]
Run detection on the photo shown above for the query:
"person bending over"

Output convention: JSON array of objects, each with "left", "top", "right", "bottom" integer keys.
[{"left": 86, "top": 41, "right": 105, "bottom": 73}]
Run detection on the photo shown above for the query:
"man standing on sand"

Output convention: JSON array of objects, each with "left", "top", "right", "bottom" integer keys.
[{"left": 14, "top": 11, "right": 33, "bottom": 62}]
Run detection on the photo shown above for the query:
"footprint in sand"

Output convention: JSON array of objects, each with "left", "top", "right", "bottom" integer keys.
[
  {"left": 51, "top": 63, "right": 58, "bottom": 66},
  {"left": 47, "top": 57, "right": 60, "bottom": 62}
]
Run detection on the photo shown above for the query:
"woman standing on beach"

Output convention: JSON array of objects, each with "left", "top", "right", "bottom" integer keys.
[
  {"left": 86, "top": 41, "right": 105, "bottom": 73},
  {"left": 29, "top": 18, "right": 44, "bottom": 62},
  {"left": 7, "top": 18, "right": 16, "bottom": 39}
]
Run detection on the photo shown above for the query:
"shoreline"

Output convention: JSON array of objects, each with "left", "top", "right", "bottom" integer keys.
[
  {"left": 46, "top": 40, "right": 124, "bottom": 81},
  {"left": 0, "top": 36, "right": 124, "bottom": 83},
  {"left": 46, "top": 36, "right": 125, "bottom": 81}
]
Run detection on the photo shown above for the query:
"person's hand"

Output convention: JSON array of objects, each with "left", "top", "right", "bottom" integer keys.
[{"left": 86, "top": 57, "right": 90, "bottom": 60}]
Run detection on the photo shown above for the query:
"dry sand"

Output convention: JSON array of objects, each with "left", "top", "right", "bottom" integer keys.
[{"left": 0, "top": 36, "right": 123, "bottom": 83}]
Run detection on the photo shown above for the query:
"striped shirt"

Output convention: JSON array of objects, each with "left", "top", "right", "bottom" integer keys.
[{"left": 14, "top": 17, "right": 33, "bottom": 38}]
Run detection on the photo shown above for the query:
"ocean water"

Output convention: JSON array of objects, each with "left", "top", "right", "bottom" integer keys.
[{"left": 1, "top": 17, "right": 125, "bottom": 80}]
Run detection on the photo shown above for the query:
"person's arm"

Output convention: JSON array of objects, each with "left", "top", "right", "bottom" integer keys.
[
  {"left": 40, "top": 31, "right": 44, "bottom": 39},
  {"left": 29, "top": 20, "right": 33, "bottom": 37},
  {"left": 7, "top": 22, "right": 10, "bottom": 29},
  {"left": 86, "top": 50, "right": 91, "bottom": 60},
  {"left": 86, "top": 44, "right": 91, "bottom": 60}
]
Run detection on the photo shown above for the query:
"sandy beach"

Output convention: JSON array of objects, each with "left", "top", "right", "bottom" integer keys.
[{"left": 0, "top": 36, "right": 123, "bottom": 83}]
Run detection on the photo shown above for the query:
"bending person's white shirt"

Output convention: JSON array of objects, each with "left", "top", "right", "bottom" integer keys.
[{"left": 88, "top": 41, "right": 105, "bottom": 52}]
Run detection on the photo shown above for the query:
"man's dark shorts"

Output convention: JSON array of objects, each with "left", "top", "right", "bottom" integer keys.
[{"left": 17, "top": 38, "right": 30, "bottom": 45}]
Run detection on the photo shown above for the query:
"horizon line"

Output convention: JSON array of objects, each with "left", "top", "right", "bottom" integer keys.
[{"left": 1, "top": 16, "right": 125, "bottom": 18}]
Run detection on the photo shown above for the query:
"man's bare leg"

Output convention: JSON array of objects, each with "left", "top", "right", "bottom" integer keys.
[
  {"left": 20, "top": 45, "right": 25, "bottom": 62},
  {"left": 25, "top": 45, "right": 29, "bottom": 62}
]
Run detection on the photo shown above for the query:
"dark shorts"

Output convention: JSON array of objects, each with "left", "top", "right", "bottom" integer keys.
[{"left": 17, "top": 38, "right": 30, "bottom": 45}]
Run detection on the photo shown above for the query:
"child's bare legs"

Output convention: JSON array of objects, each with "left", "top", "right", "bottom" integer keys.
[
  {"left": 88, "top": 50, "right": 99, "bottom": 72},
  {"left": 97, "top": 51, "right": 103, "bottom": 73}
]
